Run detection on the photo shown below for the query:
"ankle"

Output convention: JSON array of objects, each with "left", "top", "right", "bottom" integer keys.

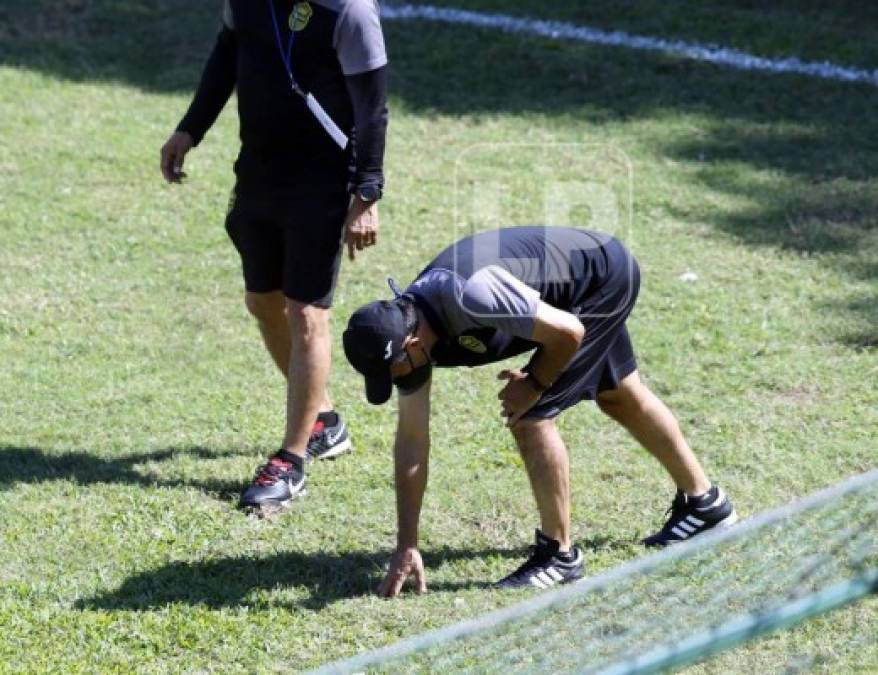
[
  {"left": 683, "top": 482, "right": 713, "bottom": 499},
  {"left": 276, "top": 450, "right": 305, "bottom": 468},
  {"left": 317, "top": 410, "right": 339, "bottom": 427}
]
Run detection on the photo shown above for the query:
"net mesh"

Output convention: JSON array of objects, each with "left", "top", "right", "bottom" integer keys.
[{"left": 316, "top": 470, "right": 878, "bottom": 674}]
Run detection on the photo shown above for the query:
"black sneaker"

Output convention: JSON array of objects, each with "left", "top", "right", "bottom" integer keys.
[
  {"left": 642, "top": 485, "right": 738, "bottom": 547},
  {"left": 495, "top": 530, "right": 584, "bottom": 590},
  {"left": 239, "top": 451, "right": 305, "bottom": 510},
  {"left": 306, "top": 414, "right": 352, "bottom": 461}
]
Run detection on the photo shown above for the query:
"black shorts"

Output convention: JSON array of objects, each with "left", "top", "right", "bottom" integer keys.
[
  {"left": 526, "top": 247, "right": 641, "bottom": 419},
  {"left": 224, "top": 184, "right": 349, "bottom": 307}
]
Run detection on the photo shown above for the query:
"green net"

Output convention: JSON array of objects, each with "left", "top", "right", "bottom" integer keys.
[{"left": 315, "top": 470, "right": 878, "bottom": 674}]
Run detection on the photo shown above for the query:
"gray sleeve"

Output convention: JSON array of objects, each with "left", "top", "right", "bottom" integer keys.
[
  {"left": 459, "top": 266, "right": 541, "bottom": 339},
  {"left": 333, "top": 0, "right": 388, "bottom": 75},
  {"left": 222, "top": 0, "right": 234, "bottom": 28}
]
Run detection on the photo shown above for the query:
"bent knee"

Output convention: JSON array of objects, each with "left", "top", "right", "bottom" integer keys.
[
  {"left": 596, "top": 371, "right": 646, "bottom": 415},
  {"left": 244, "top": 291, "right": 286, "bottom": 322},
  {"left": 510, "top": 417, "right": 554, "bottom": 445}
]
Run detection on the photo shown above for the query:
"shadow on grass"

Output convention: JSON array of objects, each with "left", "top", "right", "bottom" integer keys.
[
  {"left": 0, "top": 0, "right": 220, "bottom": 92},
  {"left": 0, "top": 445, "right": 245, "bottom": 500},
  {"left": 77, "top": 546, "right": 520, "bottom": 611},
  {"left": 2, "top": 1, "right": 875, "bottom": 344}
]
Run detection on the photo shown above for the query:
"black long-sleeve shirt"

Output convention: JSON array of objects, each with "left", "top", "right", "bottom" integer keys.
[{"left": 177, "top": 0, "right": 388, "bottom": 194}]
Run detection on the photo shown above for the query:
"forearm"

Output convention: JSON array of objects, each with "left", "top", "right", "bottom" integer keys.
[
  {"left": 177, "top": 27, "right": 237, "bottom": 146},
  {"left": 527, "top": 324, "right": 584, "bottom": 389},
  {"left": 345, "top": 66, "right": 388, "bottom": 192},
  {"left": 393, "top": 436, "right": 429, "bottom": 548}
]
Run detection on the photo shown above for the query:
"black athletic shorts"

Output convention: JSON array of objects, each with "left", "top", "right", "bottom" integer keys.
[
  {"left": 525, "top": 247, "right": 641, "bottom": 419},
  {"left": 224, "top": 183, "right": 350, "bottom": 307}
]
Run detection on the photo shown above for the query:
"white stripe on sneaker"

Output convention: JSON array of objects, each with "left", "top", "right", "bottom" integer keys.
[
  {"left": 678, "top": 521, "right": 696, "bottom": 533},
  {"left": 686, "top": 515, "right": 705, "bottom": 527},
  {"left": 536, "top": 571, "right": 556, "bottom": 587},
  {"left": 529, "top": 576, "right": 547, "bottom": 589},
  {"left": 670, "top": 526, "right": 689, "bottom": 539},
  {"left": 546, "top": 567, "right": 564, "bottom": 582}
]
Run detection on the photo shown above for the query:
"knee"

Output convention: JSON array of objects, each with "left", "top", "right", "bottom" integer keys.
[
  {"left": 510, "top": 418, "right": 553, "bottom": 450},
  {"left": 286, "top": 299, "right": 330, "bottom": 341},
  {"left": 596, "top": 372, "right": 647, "bottom": 420},
  {"left": 244, "top": 291, "right": 286, "bottom": 323}
]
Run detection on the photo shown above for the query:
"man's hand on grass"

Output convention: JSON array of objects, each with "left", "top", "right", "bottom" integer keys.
[
  {"left": 160, "top": 131, "right": 194, "bottom": 183},
  {"left": 377, "top": 546, "right": 427, "bottom": 598}
]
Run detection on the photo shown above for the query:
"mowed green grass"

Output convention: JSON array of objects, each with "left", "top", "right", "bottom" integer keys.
[{"left": 1, "top": 1, "right": 876, "bottom": 672}]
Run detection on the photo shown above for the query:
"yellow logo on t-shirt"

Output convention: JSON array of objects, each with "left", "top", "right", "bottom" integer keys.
[
  {"left": 458, "top": 335, "right": 487, "bottom": 353},
  {"left": 289, "top": 2, "right": 313, "bottom": 31}
]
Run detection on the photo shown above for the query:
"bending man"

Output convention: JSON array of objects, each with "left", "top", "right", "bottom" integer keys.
[{"left": 343, "top": 226, "right": 737, "bottom": 594}]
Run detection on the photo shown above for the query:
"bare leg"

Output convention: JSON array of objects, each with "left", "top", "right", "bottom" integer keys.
[
  {"left": 596, "top": 370, "right": 710, "bottom": 495},
  {"left": 510, "top": 418, "right": 572, "bottom": 551},
  {"left": 281, "top": 299, "right": 333, "bottom": 456},
  {"left": 244, "top": 291, "right": 332, "bottom": 412},
  {"left": 245, "top": 291, "right": 291, "bottom": 375}
]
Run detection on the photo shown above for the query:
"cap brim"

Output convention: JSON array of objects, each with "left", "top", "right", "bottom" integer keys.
[{"left": 365, "top": 373, "right": 393, "bottom": 405}]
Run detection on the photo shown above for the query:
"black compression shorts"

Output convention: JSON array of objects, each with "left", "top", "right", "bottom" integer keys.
[{"left": 224, "top": 184, "right": 349, "bottom": 307}]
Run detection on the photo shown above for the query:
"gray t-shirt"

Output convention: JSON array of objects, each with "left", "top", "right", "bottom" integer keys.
[
  {"left": 410, "top": 266, "right": 540, "bottom": 339},
  {"left": 407, "top": 265, "right": 543, "bottom": 368},
  {"left": 223, "top": 0, "right": 387, "bottom": 75},
  {"left": 405, "top": 226, "right": 627, "bottom": 368}
]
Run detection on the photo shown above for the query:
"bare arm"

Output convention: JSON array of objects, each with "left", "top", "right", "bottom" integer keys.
[
  {"left": 526, "top": 301, "right": 585, "bottom": 388},
  {"left": 377, "top": 379, "right": 432, "bottom": 597},
  {"left": 498, "top": 301, "right": 584, "bottom": 426},
  {"left": 161, "top": 22, "right": 237, "bottom": 183}
]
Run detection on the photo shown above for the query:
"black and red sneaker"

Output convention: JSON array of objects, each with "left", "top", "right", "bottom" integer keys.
[
  {"left": 239, "top": 451, "right": 305, "bottom": 510},
  {"left": 306, "top": 414, "right": 352, "bottom": 461}
]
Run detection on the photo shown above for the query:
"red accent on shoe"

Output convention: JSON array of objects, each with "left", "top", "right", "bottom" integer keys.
[
  {"left": 254, "top": 456, "right": 292, "bottom": 486},
  {"left": 312, "top": 420, "right": 326, "bottom": 434}
]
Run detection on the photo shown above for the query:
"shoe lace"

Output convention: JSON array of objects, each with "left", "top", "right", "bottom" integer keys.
[
  {"left": 254, "top": 455, "right": 293, "bottom": 486},
  {"left": 307, "top": 421, "right": 327, "bottom": 449}
]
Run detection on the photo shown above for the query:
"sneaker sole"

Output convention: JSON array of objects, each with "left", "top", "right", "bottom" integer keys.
[
  {"left": 714, "top": 509, "right": 739, "bottom": 530},
  {"left": 242, "top": 489, "right": 307, "bottom": 517},
  {"left": 311, "top": 438, "right": 353, "bottom": 461}
]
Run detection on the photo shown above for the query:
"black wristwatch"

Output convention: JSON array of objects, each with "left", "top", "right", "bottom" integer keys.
[{"left": 356, "top": 185, "right": 382, "bottom": 203}]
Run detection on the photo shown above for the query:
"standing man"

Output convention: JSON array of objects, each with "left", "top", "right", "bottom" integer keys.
[
  {"left": 160, "top": 1, "right": 388, "bottom": 510},
  {"left": 343, "top": 227, "right": 737, "bottom": 594}
]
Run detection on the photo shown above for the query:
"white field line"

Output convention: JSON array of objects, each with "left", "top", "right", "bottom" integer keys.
[{"left": 381, "top": 2, "right": 878, "bottom": 87}]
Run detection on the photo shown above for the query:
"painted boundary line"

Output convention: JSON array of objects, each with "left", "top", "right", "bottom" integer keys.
[{"left": 381, "top": 2, "right": 878, "bottom": 87}]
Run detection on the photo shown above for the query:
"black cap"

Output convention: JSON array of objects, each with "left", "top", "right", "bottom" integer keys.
[{"left": 343, "top": 299, "right": 413, "bottom": 405}]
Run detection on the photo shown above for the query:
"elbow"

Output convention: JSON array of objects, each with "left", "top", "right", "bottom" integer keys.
[{"left": 564, "top": 318, "right": 585, "bottom": 351}]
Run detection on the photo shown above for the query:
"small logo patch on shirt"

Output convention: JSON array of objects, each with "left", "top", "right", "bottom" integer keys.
[
  {"left": 289, "top": 2, "right": 313, "bottom": 31},
  {"left": 458, "top": 335, "right": 487, "bottom": 353}
]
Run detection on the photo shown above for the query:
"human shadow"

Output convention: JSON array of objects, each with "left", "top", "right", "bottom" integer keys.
[
  {"left": 0, "top": 0, "right": 220, "bottom": 93},
  {"left": 0, "top": 445, "right": 245, "bottom": 500},
  {"left": 3, "top": 1, "right": 875, "bottom": 343},
  {"left": 77, "top": 546, "right": 519, "bottom": 611}
]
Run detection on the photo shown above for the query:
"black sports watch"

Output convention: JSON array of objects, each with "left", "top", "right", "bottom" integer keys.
[{"left": 356, "top": 185, "right": 382, "bottom": 203}]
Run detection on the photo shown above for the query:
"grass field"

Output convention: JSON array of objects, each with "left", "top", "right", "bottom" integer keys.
[{"left": 1, "top": 1, "right": 876, "bottom": 672}]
